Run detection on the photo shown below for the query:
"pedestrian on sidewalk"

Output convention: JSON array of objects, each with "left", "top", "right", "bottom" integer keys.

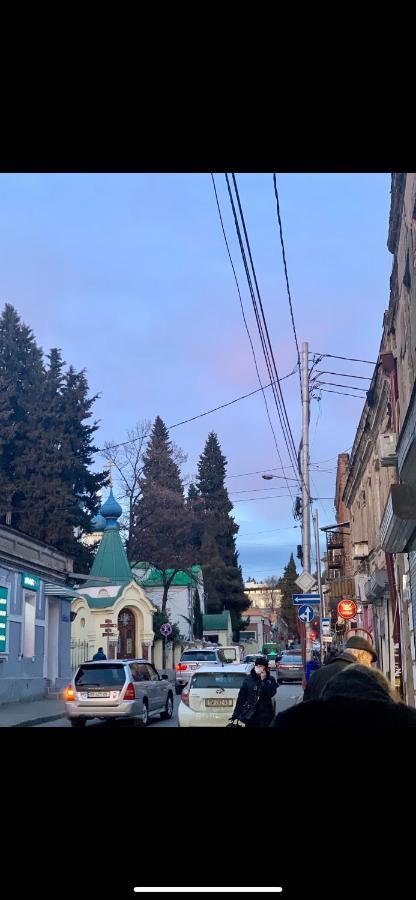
[
  {"left": 230, "top": 656, "right": 277, "bottom": 727},
  {"left": 93, "top": 647, "right": 107, "bottom": 660},
  {"left": 303, "top": 635, "right": 377, "bottom": 701},
  {"left": 271, "top": 664, "right": 416, "bottom": 727}
]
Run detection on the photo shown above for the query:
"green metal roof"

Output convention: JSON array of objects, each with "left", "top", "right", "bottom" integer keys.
[
  {"left": 136, "top": 564, "right": 202, "bottom": 588},
  {"left": 203, "top": 612, "right": 231, "bottom": 632},
  {"left": 85, "top": 527, "right": 132, "bottom": 588}
]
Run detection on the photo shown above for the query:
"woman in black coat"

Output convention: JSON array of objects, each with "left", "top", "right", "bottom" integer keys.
[{"left": 231, "top": 656, "right": 277, "bottom": 727}]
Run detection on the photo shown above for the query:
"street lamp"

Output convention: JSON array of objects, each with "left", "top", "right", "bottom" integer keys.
[{"left": 262, "top": 473, "right": 298, "bottom": 482}]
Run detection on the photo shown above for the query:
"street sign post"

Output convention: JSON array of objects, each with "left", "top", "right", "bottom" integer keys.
[
  {"left": 321, "top": 618, "right": 330, "bottom": 634},
  {"left": 293, "top": 594, "right": 320, "bottom": 605},
  {"left": 298, "top": 604, "right": 315, "bottom": 624}
]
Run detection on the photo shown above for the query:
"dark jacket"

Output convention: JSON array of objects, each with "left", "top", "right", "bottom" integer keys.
[
  {"left": 93, "top": 650, "right": 107, "bottom": 660},
  {"left": 302, "top": 651, "right": 356, "bottom": 701},
  {"left": 271, "top": 696, "right": 416, "bottom": 728},
  {"left": 233, "top": 668, "right": 277, "bottom": 727}
]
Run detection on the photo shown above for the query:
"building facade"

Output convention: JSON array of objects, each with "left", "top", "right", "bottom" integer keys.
[
  {"left": 71, "top": 490, "right": 156, "bottom": 664},
  {"left": 132, "top": 563, "right": 204, "bottom": 641},
  {"left": 0, "top": 524, "right": 76, "bottom": 703}
]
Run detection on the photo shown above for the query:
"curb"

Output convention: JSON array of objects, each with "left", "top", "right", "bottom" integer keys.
[{"left": 8, "top": 713, "right": 66, "bottom": 728}]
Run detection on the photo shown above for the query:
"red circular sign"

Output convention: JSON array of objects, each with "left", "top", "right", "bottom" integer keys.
[{"left": 338, "top": 599, "right": 357, "bottom": 620}]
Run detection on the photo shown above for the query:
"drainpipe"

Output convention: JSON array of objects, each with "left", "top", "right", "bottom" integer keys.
[{"left": 385, "top": 551, "right": 403, "bottom": 698}]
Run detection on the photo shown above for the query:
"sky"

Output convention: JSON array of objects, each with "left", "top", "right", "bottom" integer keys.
[{"left": 0, "top": 172, "right": 392, "bottom": 581}]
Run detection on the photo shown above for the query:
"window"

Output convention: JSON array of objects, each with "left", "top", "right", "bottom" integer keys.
[
  {"left": 181, "top": 651, "right": 217, "bottom": 662},
  {"left": 75, "top": 664, "right": 126, "bottom": 688},
  {"left": 130, "top": 663, "right": 150, "bottom": 682},
  {"left": 203, "top": 634, "right": 219, "bottom": 643},
  {"left": 22, "top": 591, "right": 36, "bottom": 658},
  {"left": 190, "top": 671, "right": 246, "bottom": 689},
  {"left": 240, "top": 631, "right": 256, "bottom": 643},
  {"left": 145, "top": 664, "right": 159, "bottom": 681}
]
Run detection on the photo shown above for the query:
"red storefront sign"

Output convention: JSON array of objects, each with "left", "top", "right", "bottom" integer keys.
[{"left": 338, "top": 599, "right": 357, "bottom": 620}]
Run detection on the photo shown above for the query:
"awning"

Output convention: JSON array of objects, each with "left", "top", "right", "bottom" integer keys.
[{"left": 44, "top": 583, "right": 84, "bottom": 601}]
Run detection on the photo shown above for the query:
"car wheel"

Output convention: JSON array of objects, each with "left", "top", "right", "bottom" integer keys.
[
  {"left": 161, "top": 693, "right": 173, "bottom": 720},
  {"left": 70, "top": 718, "right": 86, "bottom": 728},
  {"left": 175, "top": 685, "right": 183, "bottom": 695},
  {"left": 140, "top": 700, "right": 149, "bottom": 727}
]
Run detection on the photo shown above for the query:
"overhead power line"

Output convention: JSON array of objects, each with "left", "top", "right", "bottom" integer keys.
[
  {"left": 317, "top": 387, "right": 366, "bottom": 399},
  {"left": 310, "top": 352, "right": 377, "bottom": 365},
  {"left": 315, "top": 370, "right": 372, "bottom": 381},
  {"left": 314, "top": 380, "right": 367, "bottom": 393},
  {"left": 272, "top": 172, "right": 302, "bottom": 399},
  {"left": 225, "top": 173, "right": 300, "bottom": 493},
  {"left": 211, "top": 173, "right": 294, "bottom": 498},
  {"left": 97, "top": 368, "right": 296, "bottom": 455}
]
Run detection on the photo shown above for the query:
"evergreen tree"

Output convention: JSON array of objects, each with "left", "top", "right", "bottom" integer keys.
[
  {"left": 278, "top": 553, "right": 299, "bottom": 636},
  {"left": 129, "top": 416, "right": 195, "bottom": 613},
  {"left": 0, "top": 304, "right": 45, "bottom": 525},
  {"left": 195, "top": 432, "right": 249, "bottom": 639},
  {"left": 0, "top": 305, "right": 107, "bottom": 571}
]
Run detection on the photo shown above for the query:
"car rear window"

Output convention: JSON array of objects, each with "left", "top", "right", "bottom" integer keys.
[
  {"left": 181, "top": 651, "right": 217, "bottom": 662},
  {"left": 75, "top": 664, "right": 127, "bottom": 687},
  {"left": 281, "top": 656, "right": 302, "bottom": 664},
  {"left": 190, "top": 672, "right": 246, "bottom": 689}
]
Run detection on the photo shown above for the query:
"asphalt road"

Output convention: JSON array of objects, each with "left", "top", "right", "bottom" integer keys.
[{"left": 36, "top": 678, "right": 303, "bottom": 727}]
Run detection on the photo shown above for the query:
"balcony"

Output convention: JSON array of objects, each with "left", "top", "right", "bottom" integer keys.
[
  {"left": 380, "top": 483, "right": 416, "bottom": 552},
  {"left": 328, "top": 532, "right": 345, "bottom": 550}
]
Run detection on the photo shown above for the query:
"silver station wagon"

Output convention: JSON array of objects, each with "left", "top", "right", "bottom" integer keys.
[{"left": 65, "top": 659, "right": 174, "bottom": 727}]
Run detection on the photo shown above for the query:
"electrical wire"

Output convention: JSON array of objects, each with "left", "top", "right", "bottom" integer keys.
[
  {"left": 211, "top": 172, "right": 295, "bottom": 501},
  {"left": 231, "top": 173, "right": 300, "bottom": 473},
  {"left": 314, "top": 370, "right": 372, "bottom": 381},
  {"left": 97, "top": 368, "right": 296, "bottom": 455},
  {"left": 316, "top": 387, "right": 367, "bottom": 399},
  {"left": 313, "top": 380, "right": 367, "bottom": 393},
  {"left": 272, "top": 172, "right": 302, "bottom": 399},
  {"left": 310, "top": 352, "right": 377, "bottom": 365},
  {"left": 225, "top": 173, "right": 300, "bottom": 495}
]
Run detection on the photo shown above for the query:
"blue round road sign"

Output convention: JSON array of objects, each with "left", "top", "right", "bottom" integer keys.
[{"left": 298, "top": 604, "right": 315, "bottom": 624}]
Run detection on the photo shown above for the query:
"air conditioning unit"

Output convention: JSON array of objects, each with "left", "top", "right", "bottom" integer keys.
[
  {"left": 353, "top": 541, "right": 369, "bottom": 560},
  {"left": 379, "top": 433, "right": 398, "bottom": 467}
]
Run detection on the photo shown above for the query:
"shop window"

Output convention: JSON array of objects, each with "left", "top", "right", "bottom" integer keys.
[{"left": 22, "top": 591, "right": 36, "bottom": 658}]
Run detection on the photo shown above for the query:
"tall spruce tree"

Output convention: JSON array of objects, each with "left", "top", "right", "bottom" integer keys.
[
  {"left": 195, "top": 432, "right": 248, "bottom": 639},
  {"left": 278, "top": 553, "right": 299, "bottom": 637},
  {"left": 0, "top": 304, "right": 45, "bottom": 524},
  {"left": 0, "top": 305, "right": 107, "bottom": 570},
  {"left": 129, "top": 416, "right": 195, "bottom": 614}
]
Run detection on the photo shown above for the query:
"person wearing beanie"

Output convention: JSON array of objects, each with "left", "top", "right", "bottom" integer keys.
[
  {"left": 230, "top": 655, "right": 277, "bottom": 727},
  {"left": 271, "top": 664, "right": 416, "bottom": 728},
  {"left": 303, "top": 635, "right": 377, "bottom": 702}
]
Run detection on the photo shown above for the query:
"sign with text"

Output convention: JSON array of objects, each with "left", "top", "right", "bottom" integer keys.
[
  {"left": 337, "top": 599, "right": 357, "bottom": 620},
  {"left": 21, "top": 573, "right": 40, "bottom": 592}
]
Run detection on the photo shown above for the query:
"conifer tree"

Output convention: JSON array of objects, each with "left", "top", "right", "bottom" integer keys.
[
  {"left": 278, "top": 553, "right": 299, "bottom": 636},
  {"left": 196, "top": 432, "right": 249, "bottom": 639}
]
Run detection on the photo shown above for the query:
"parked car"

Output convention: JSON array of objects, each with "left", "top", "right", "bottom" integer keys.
[
  {"left": 276, "top": 653, "right": 304, "bottom": 684},
  {"left": 179, "top": 663, "right": 270, "bottom": 727},
  {"left": 243, "top": 654, "right": 258, "bottom": 665},
  {"left": 65, "top": 659, "right": 174, "bottom": 727},
  {"left": 175, "top": 646, "right": 242, "bottom": 694}
]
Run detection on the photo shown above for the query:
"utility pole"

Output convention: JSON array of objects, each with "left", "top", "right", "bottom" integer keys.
[
  {"left": 301, "top": 342, "right": 311, "bottom": 574},
  {"left": 313, "top": 508, "right": 324, "bottom": 665}
]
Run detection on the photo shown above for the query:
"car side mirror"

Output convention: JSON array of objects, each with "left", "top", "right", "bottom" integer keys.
[{"left": 161, "top": 674, "right": 169, "bottom": 680}]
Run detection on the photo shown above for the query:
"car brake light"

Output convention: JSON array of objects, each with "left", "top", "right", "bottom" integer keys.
[
  {"left": 176, "top": 664, "right": 187, "bottom": 671},
  {"left": 65, "top": 685, "right": 75, "bottom": 701},
  {"left": 124, "top": 683, "right": 135, "bottom": 701},
  {"left": 181, "top": 688, "right": 190, "bottom": 706}
]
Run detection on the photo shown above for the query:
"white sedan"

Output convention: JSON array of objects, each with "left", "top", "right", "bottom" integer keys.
[{"left": 178, "top": 663, "right": 275, "bottom": 727}]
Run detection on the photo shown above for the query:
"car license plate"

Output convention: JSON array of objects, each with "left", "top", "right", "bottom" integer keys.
[
  {"left": 205, "top": 698, "right": 233, "bottom": 707},
  {"left": 87, "top": 691, "right": 110, "bottom": 698}
]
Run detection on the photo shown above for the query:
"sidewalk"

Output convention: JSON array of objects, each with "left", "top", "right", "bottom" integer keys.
[{"left": 0, "top": 697, "right": 66, "bottom": 727}]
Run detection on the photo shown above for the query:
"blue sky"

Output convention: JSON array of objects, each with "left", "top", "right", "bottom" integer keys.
[{"left": 0, "top": 173, "right": 392, "bottom": 580}]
